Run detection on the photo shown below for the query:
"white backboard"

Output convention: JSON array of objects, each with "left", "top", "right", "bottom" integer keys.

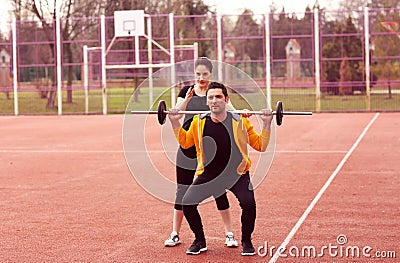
[{"left": 114, "top": 10, "right": 145, "bottom": 37}]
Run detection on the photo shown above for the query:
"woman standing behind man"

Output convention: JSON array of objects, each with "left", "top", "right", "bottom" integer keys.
[{"left": 164, "top": 57, "right": 239, "bottom": 248}]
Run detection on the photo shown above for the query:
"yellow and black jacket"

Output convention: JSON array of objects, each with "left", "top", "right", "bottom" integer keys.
[{"left": 173, "top": 112, "right": 271, "bottom": 176}]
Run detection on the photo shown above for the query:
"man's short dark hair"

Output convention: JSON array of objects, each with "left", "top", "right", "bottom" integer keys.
[
  {"left": 207, "top": 81, "right": 228, "bottom": 98},
  {"left": 195, "top": 57, "right": 213, "bottom": 73}
]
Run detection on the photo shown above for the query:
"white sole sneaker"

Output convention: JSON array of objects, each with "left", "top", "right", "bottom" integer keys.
[
  {"left": 186, "top": 247, "right": 207, "bottom": 255},
  {"left": 164, "top": 241, "right": 181, "bottom": 247},
  {"left": 164, "top": 235, "right": 181, "bottom": 247},
  {"left": 225, "top": 233, "right": 239, "bottom": 247}
]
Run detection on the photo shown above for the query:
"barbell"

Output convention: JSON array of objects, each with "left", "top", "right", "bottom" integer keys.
[{"left": 130, "top": 100, "right": 312, "bottom": 126}]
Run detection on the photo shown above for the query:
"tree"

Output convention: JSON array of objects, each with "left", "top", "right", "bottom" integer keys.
[
  {"left": 294, "top": 6, "right": 314, "bottom": 77},
  {"left": 61, "top": 0, "right": 105, "bottom": 104},
  {"left": 230, "top": 9, "right": 263, "bottom": 77},
  {"left": 339, "top": 0, "right": 400, "bottom": 10},
  {"left": 321, "top": 21, "right": 342, "bottom": 94},
  {"left": 270, "top": 9, "right": 292, "bottom": 77},
  {"left": 321, "top": 16, "right": 364, "bottom": 95},
  {"left": 369, "top": 7, "right": 400, "bottom": 98},
  {"left": 339, "top": 58, "right": 352, "bottom": 95},
  {"left": 168, "top": 0, "right": 215, "bottom": 57},
  {"left": 342, "top": 16, "right": 364, "bottom": 93},
  {"left": 11, "top": 0, "right": 104, "bottom": 108}
]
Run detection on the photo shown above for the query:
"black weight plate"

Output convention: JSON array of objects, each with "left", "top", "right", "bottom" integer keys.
[
  {"left": 157, "top": 100, "right": 167, "bottom": 125},
  {"left": 276, "top": 101, "right": 283, "bottom": 126}
]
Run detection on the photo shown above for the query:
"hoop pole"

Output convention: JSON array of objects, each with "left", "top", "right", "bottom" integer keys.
[
  {"left": 12, "top": 17, "right": 18, "bottom": 116},
  {"left": 135, "top": 35, "right": 140, "bottom": 65},
  {"left": 105, "top": 36, "right": 117, "bottom": 56},
  {"left": 142, "top": 35, "right": 170, "bottom": 55}
]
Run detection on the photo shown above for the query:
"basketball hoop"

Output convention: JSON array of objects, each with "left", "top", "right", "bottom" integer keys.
[{"left": 380, "top": 21, "right": 400, "bottom": 39}]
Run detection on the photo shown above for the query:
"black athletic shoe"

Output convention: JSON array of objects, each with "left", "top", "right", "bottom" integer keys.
[
  {"left": 186, "top": 239, "right": 207, "bottom": 255},
  {"left": 241, "top": 240, "right": 256, "bottom": 256}
]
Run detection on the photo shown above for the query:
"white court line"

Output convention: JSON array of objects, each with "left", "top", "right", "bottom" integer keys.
[
  {"left": 268, "top": 112, "right": 380, "bottom": 263},
  {"left": 0, "top": 150, "right": 346, "bottom": 154},
  {"left": 276, "top": 150, "right": 347, "bottom": 154},
  {"left": 0, "top": 149, "right": 125, "bottom": 153}
]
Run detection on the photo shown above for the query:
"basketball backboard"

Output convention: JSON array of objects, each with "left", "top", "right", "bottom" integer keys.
[{"left": 114, "top": 10, "right": 145, "bottom": 37}]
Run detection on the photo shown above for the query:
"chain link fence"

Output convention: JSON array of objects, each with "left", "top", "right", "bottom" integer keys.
[{"left": 0, "top": 8, "right": 399, "bottom": 115}]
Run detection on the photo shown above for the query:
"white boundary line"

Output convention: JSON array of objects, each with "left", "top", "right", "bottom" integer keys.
[
  {"left": 276, "top": 150, "right": 347, "bottom": 154},
  {"left": 0, "top": 150, "right": 126, "bottom": 153},
  {"left": 268, "top": 112, "right": 380, "bottom": 263},
  {"left": 0, "top": 149, "right": 347, "bottom": 154}
]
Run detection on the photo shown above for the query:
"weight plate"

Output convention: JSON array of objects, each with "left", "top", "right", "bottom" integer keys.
[
  {"left": 157, "top": 100, "right": 167, "bottom": 125},
  {"left": 276, "top": 101, "right": 283, "bottom": 126}
]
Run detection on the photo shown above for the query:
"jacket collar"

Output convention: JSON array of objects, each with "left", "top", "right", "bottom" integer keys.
[
  {"left": 199, "top": 111, "right": 241, "bottom": 121},
  {"left": 199, "top": 111, "right": 210, "bottom": 119}
]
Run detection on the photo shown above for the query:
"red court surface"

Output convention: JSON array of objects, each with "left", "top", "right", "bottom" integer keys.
[{"left": 0, "top": 113, "right": 399, "bottom": 262}]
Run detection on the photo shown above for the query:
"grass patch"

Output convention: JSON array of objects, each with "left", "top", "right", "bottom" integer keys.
[{"left": 0, "top": 86, "right": 398, "bottom": 115}]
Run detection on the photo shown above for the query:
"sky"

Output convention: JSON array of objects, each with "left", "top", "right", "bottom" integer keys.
[
  {"left": 0, "top": 0, "right": 336, "bottom": 34},
  {"left": 203, "top": 0, "right": 335, "bottom": 14},
  {"left": 0, "top": 0, "right": 12, "bottom": 34}
]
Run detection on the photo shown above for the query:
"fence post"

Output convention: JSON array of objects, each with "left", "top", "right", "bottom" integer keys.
[
  {"left": 314, "top": 7, "right": 321, "bottom": 112},
  {"left": 100, "top": 15, "right": 107, "bottom": 115},
  {"left": 56, "top": 15, "right": 62, "bottom": 115},
  {"left": 83, "top": 45, "right": 89, "bottom": 114},
  {"left": 364, "top": 7, "right": 371, "bottom": 111},
  {"left": 169, "top": 13, "right": 176, "bottom": 107},
  {"left": 12, "top": 18, "right": 18, "bottom": 116},
  {"left": 217, "top": 13, "right": 223, "bottom": 82},
  {"left": 265, "top": 13, "right": 272, "bottom": 109},
  {"left": 147, "top": 15, "right": 154, "bottom": 108},
  {"left": 194, "top": 42, "right": 199, "bottom": 60}
]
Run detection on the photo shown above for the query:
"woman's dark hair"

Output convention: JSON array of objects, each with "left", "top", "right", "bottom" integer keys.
[
  {"left": 195, "top": 57, "right": 213, "bottom": 73},
  {"left": 206, "top": 81, "right": 228, "bottom": 98}
]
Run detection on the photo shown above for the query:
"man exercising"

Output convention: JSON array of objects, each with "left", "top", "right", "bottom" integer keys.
[{"left": 168, "top": 81, "right": 273, "bottom": 256}]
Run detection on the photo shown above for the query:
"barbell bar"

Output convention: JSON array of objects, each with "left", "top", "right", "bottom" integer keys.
[{"left": 130, "top": 100, "right": 312, "bottom": 126}]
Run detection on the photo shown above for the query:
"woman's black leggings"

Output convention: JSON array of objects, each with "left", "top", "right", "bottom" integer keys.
[{"left": 174, "top": 146, "right": 229, "bottom": 211}]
